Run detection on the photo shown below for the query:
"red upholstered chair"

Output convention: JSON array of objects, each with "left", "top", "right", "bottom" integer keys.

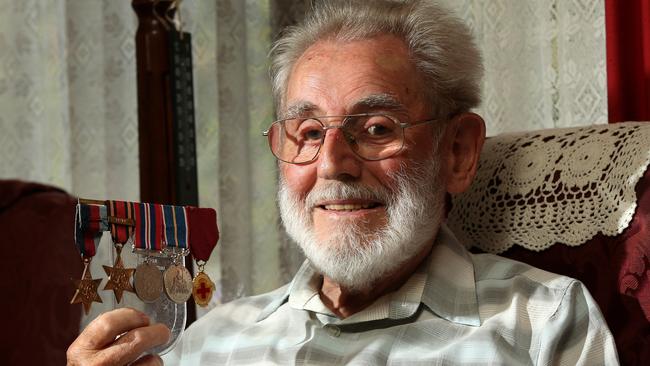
[
  {"left": 448, "top": 122, "right": 650, "bottom": 366},
  {"left": 0, "top": 180, "right": 82, "bottom": 365}
]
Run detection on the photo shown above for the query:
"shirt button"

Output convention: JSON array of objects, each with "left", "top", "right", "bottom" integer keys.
[{"left": 323, "top": 324, "right": 341, "bottom": 337}]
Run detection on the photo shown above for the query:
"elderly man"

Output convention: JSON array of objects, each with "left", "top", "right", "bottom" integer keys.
[{"left": 67, "top": 0, "right": 619, "bottom": 365}]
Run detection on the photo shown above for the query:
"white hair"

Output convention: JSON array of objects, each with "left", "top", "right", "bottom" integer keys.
[{"left": 270, "top": 0, "right": 483, "bottom": 118}]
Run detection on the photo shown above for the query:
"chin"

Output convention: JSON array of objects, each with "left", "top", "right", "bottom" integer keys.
[{"left": 299, "top": 216, "right": 441, "bottom": 292}]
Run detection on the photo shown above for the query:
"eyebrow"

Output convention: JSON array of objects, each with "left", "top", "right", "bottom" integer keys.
[
  {"left": 281, "top": 101, "right": 319, "bottom": 119},
  {"left": 280, "top": 93, "right": 408, "bottom": 119},
  {"left": 351, "top": 93, "right": 408, "bottom": 115}
]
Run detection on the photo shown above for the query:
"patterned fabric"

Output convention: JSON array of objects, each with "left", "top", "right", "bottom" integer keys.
[
  {"left": 442, "top": 0, "right": 608, "bottom": 135},
  {"left": 163, "top": 225, "right": 619, "bottom": 365},
  {"left": 448, "top": 122, "right": 650, "bottom": 253}
]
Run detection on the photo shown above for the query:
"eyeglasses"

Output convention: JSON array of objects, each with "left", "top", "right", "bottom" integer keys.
[{"left": 262, "top": 113, "right": 440, "bottom": 164}]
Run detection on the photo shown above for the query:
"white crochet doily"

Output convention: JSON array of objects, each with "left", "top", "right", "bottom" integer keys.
[{"left": 448, "top": 122, "right": 650, "bottom": 253}]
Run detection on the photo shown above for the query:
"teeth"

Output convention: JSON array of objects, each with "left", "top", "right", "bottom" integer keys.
[{"left": 323, "top": 203, "right": 375, "bottom": 211}]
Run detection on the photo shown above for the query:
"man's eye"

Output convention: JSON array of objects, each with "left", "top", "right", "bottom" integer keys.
[
  {"left": 302, "top": 128, "right": 324, "bottom": 140},
  {"left": 366, "top": 124, "right": 392, "bottom": 136}
]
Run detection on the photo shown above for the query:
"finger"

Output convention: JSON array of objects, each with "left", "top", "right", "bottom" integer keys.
[
  {"left": 131, "top": 354, "right": 164, "bottom": 366},
  {"left": 77, "top": 308, "right": 150, "bottom": 349},
  {"left": 96, "top": 323, "right": 171, "bottom": 366}
]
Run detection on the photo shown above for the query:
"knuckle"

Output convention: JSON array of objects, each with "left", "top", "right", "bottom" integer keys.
[
  {"left": 65, "top": 350, "right": 96, "bottom": 366},
  {"left": 130, "top": 329, "right": 147, "bottom": 346},
  {"left": 93, "top": 311, "right": 111, "bottom": 325},
  {"left": 131, "top": 330, "right": 145, "bottom": 345},
  {"left": 65, "top": 347, "right": 79, "bottom": 365},
  {"left": 95, "top": 320, "right": 112, "bottom": 335},
  {"left": 92, "top": 345, "right": 134, "bottom": 366},
  {"left": 116, "top": 330, "right": 137, "bottom": 345}
]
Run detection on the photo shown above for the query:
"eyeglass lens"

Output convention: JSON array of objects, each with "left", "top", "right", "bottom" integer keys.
[{"left": 267, "top": 115, "right": 404, "bottom": 163}]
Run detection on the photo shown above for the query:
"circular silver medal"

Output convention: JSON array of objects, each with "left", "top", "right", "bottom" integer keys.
[
  {"left": 163, "top": 264, "right": 193, "bottom": 304},
  {"left": 134, "top": 262, "right": 163, "bottom": 303}
]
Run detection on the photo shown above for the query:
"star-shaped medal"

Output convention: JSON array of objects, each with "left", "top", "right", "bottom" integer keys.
[
  {"left": 71, "top": 265, "right": 103, "bottom": 315},
  {"left": 103, "top": 251, "right": 135, "bottom": 303}
]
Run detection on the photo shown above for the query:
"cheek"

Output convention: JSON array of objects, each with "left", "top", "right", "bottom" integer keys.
[
  {"left": 280, "top": 163, "right": 317, "bottom": 198},
  {"left": 406, "top": 131, "right": 436, "bottom": 157},
  {"left": 365, "top": 159, "right": 404, "bottom": 188}
]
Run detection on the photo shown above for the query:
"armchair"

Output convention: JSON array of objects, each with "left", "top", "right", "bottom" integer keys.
[
  {"left": 448, "top": 122, "right": 650, "bottom": 365},
  {"left": 0, "top": 180, "right": 82, "bottom": 365}
]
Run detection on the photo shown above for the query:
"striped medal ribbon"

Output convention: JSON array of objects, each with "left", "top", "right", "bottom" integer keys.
[
  {"left": 107, "top": 200, "right": 135, "bottom": 244},
  {"left": 133, "top": 203, "right": 164, "bottom": 303},
  {"left": 70, "top": 203, "right": 106, "bottom": 315},
  {"left": 103, "top": 200, "right": 137, "bottom": 303},
  {"left": 161, "top": 205, "right": 193, "bottom": 304},
  {"left": 162, "top": 204, "right": 189, "bottom": 250},
  {"left": 134, "top": 203, "right": 164, "bottom": 251},
  {"left": 74, "top": 203, "right": 106, "bottom": 257}
]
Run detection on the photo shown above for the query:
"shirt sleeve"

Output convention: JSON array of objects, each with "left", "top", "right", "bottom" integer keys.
[{"left": 536, "top": 280, "right": 619, "bottom": 366}]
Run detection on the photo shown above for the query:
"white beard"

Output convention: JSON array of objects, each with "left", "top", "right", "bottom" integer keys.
[{"left": 278, "top": 153, "right": 447, "bottom": 292}]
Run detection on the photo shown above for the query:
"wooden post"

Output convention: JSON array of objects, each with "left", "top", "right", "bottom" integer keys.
[
  {"left": 132, "top": 0, "right": 176, "bottom": 204},
  {"left": 132, "top": 0, "right": 198, "bottom": 326}
]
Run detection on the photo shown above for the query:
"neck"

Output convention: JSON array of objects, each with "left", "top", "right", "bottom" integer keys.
[{"left": 318, "top": 242, "right": 433, "bottom": 318}]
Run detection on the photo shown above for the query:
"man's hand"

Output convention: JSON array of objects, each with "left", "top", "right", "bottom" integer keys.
[{"left": 67, "top": 307, "right": 171, "bottom": 366}]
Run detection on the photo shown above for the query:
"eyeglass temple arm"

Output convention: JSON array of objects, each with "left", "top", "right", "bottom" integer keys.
[{"left": 402, "top": 118, "right": 441, "bottom": 129}]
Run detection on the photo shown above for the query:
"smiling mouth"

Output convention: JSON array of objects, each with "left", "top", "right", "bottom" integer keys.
[{"left": 319, "top": 202, "right": 383, "bottom": 211}]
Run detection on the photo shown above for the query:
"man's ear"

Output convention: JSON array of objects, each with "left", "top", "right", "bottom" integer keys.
[{"left": 441, "top": 112, "right": 485, "bottom": 194}]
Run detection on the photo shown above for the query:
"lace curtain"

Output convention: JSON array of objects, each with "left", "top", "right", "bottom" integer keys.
[
  {"left": 0, "top": 0, "right": 607, "bottom": 320},
  {"left": 0, "top": 1, "right": 141, "bottom": 324},
  {"left": 442, "top": 0, "right": 608, "bottom": 135},
  {"left": 0, "top": 0, "right": 139, "bottom": 201}
]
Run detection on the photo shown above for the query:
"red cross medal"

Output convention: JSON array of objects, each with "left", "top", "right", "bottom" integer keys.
[
  {"left": 192, "top": 265, "right": 215, "bottom": 307},
  {"left": 188, "top": 207, "right": 219, "bottom": 307}
]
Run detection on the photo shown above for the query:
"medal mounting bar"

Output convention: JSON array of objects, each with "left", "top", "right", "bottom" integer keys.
[{"left": 72, "top": 197, "right": 218, "bottom": 355}]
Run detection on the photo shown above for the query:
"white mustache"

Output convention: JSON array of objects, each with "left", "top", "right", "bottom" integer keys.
[{"left": 305, "top": 182, "right": 393, "bottom": 210}]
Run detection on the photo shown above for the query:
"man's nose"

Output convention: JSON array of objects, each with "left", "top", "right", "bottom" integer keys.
[{"left": 317, "top": 128, "right": 362, "bottom": 181}]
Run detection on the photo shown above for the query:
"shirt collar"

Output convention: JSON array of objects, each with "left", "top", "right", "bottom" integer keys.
[
  {"left": 421, "top": 225, "right": 481, "bottom": 326},
  {"left": 256, "top": 224, "right": 480, "bottom": 327}
]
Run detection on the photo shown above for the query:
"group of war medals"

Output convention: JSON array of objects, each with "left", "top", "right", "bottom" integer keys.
[{"left": 70, "top": 199, "right": 218, "bottom": 314}]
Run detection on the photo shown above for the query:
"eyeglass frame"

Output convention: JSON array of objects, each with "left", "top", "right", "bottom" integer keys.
[{"left": 262, "top": 112, "right": 442, "bottom": 164}]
